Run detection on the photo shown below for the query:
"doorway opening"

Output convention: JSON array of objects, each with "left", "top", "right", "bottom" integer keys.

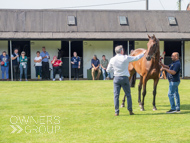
[
  {"left": 164, "top": 41, "right": 182, "bottom": 76},
  {"left": 60, "top": 41, "right": 83, "bottom": 78},
  {"left": 164, "top": 41, "right": 181, "bottom": 65},
  {"left": 113, "top": 41, "right": 134, "bottom": 56},
  {"left": 8, "top": 41, "right": 31, "bottom": 79}
]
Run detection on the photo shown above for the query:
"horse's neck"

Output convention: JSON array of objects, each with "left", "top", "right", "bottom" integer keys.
[{"left": 152, "top": 50, "right": 160, "bottom": 64}]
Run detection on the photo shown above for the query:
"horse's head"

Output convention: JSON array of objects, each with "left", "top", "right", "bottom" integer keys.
[
  {"left": 58, "top": 49, "right": 64, "bottom": 59},
  {"left": 146, "top": 34, "right": 159, "bottom": 61}
]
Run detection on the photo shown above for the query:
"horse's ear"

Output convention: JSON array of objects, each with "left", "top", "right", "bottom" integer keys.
[
  {"left": 153, "top": 34, "right": 156, "bottom": 39},
  {"left": 147, "top": 34, "right": 151, "bottom": 39}
]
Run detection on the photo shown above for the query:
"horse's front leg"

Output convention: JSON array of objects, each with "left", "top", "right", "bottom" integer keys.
[
  {"left": 141, "top": 77, "right": 147, "bottom": 111},
  {"left": 153, "top": 78, "right": 159, "bottom": 111},
  {"left": 121, "top": 95, "right": 125, "bottom": 107}
]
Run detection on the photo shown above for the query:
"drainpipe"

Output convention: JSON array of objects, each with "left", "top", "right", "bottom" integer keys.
[
  {"left": 69, "top": 40, "right": 71, "bottom": 80},
  {"left": 146, "top": 0, "right": 148, "bottom": 10},
  {"left": 127, "top": 41, "right": 130, "bottom": 55},
  {"left": 181, "top": 41, "right": 184, "bottom": 78}
]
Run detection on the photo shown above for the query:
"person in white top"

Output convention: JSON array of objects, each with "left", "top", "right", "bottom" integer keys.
[
  {"left": 107, "top": 45, "right": 145, "bottom": 116},
  {"left": 34, "top": 51, "right": 42, "bottom": 80}
]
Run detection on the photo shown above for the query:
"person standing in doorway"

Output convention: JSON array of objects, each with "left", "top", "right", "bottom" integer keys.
[
  {"left": 71, "top": 52, "right": 80, "bottom": 80},
  {"left": 40, "top": 47, "right": 50, "bottom": 80},
  {"left": 34, "top": 51, "right": 42, "bottom": 80},
  {"left": 101, "top": 55, "right": 111, "bottom": 80},
  {"left": 0, "top": 51, "right": 10, "bottom": 81},
  {"left": 19, "top": 51, "right": 28, "bottom": 81},
  {"left": 107, "top": 45, "right": 145, "bottom": 116},
  {"left": 160, "top": 52, "right": 181, "bottom": 113},
  {"left": 11, "top": 48, "right": 19, "bottom": 81}
]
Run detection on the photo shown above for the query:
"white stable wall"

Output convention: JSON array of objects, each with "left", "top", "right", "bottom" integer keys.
[
  {"left": 185, "top": 41, "right": 190, "bottom": 77},
  {"left": 0, "top": 40, "right": 8, "bottom": 79},
  {"left": 30, "top": 41, "right": 61, "bottom": 79},
  {"left": 83, "top": 41, "right": 113, "bottom": 78}
]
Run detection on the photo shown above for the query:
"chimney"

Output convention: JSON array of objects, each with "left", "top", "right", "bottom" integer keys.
[{"left": 187, "top": 3, "right": 190, "bottom": 11}]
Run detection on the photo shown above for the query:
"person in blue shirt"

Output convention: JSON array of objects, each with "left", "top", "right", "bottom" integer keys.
[
  {"left": 40, "top": 47, "right": 50, "bottom": 80},
  {"left": 160, "top": 52, "right": 181, "bottom": 114},
  {"left": 71, "top": 52, "right": 80, "bottom": 80},
  {"left": 91, "top": 55, "right": 101, "bottom": 80},
  {"left": 0, "top": 51, "right": 10, "bottom": 81}
]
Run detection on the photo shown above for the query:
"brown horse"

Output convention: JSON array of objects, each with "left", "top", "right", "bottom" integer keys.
[{"left": 121, "top": 34, "right": 160, "bottom": 111}]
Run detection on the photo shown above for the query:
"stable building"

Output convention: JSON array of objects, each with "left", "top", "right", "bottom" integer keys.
[{"left": 0, "top": 9, "right": 190, "bottom": 79}]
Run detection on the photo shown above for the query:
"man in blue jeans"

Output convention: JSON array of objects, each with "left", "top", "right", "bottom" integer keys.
[{"left": 160, "top": 52, "right": 181, "bottom": 114}]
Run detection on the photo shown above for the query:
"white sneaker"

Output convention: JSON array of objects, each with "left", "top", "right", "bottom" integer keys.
[
  {"left": 59, "top": 78, "right": 62, "bottom": 81},
  {"left": 53, "top": 79, "right": 55, "bottom": 81}
]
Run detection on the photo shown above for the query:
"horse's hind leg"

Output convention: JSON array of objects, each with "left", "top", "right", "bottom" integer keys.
[
  {"left": 121, "top": 95, "right": 125, "bottom": 107},
  {"left": 153, "top": 78, "right": 159, "bottom": 111},
  {"left": 138, "top": 76, "right": 143, "bottom": 107}
]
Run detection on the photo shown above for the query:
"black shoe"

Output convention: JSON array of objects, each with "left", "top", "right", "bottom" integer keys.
[
  {"left": 129, "top": 111, "right": 134, "bottom": 115},
  {"left": 166, "top": 109, "right": 176, "bottom": 114}
]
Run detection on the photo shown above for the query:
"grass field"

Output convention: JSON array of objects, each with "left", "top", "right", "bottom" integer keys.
[{"left": 0, "top": 79, "right": 190, "bottom": 143}]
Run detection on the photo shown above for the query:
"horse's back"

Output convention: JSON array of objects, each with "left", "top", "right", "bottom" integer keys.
[
  {"left": 130, "top": 48, "right": 146, "bottom": 56},
  {"left": 128, "top": 48, "right": 147, "bottom": 76}
]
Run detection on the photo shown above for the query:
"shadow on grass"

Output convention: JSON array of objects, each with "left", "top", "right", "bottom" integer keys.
[
  {"left": 159, "top": 104, "right": 190, "bottom": 111},
  {"left": 119, "top": 109, "right": 190, "bottom": 116}
]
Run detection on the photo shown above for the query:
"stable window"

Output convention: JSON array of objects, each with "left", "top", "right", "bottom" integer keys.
[
  {"left": 68, "top": 16, "right": 76, "bottom": 26},
  {"left": 119, "top": 16, "right": 128, "bottom": 25},
  {"left": 168, "top": 17, "right": 177, "bottom": 25}
]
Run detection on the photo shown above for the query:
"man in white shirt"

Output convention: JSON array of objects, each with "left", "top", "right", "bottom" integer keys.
[{"left": 107, "top": 45, "right": 145, "bottom": 116}]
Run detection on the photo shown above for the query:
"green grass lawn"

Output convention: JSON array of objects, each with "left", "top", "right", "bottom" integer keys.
[{"left": 0, "top": 79, "right": 190, "bottom": 143}]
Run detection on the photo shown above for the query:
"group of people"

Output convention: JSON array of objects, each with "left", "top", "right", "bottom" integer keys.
[
  {"left": 107, "top": 45, "right": 181, "bottom": 116},
  {"left": 0, "top": 49, "right": 29, "bottom": 81},
  {"left": 91, "top": 55, "right": 111, "bottom": 80},
  {"left": 0, "top": 46, "right": 81, "bottom": 81}
]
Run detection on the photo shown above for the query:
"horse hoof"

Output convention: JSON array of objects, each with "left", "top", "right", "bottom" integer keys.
[
  {"left": 153, "top": 107, "right": 157, "bottom": 111},
  {"left": 140, "top": 108, "right": 145, "bottom": 111},
  {"left": 121, "top": 104, "right": 125, "bottom": 108}
]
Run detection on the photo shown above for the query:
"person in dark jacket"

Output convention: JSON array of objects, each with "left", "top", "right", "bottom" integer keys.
[
  {"left": 71, "top": 52, "right": 80, "bottom": 80},
  {"left": 11, "top": 48, "right": 19, "bottom": 81}
]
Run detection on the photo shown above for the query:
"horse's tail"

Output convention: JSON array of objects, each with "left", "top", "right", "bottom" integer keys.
[{"left": 130, "top": 72, "right": 136, "bottom": 87}]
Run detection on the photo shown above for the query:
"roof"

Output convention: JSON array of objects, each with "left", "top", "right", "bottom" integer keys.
[{"left": 0, "top": 9, "right": 190, "bottom": 40}]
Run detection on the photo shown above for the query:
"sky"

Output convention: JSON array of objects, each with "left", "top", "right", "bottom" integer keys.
[{"left": 0, "top": 0, "right": 189, "bottom": 10}]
